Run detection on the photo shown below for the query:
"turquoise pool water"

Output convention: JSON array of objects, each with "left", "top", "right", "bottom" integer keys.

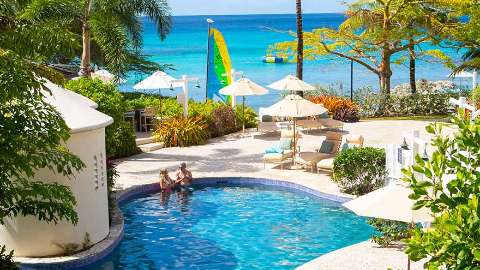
[{"left": 87, "top": 185, "right": 373, "bottom": 269}]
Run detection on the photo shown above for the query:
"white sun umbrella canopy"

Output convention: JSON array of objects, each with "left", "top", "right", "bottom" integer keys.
[
  {"left": 219, "top": 78, "right": 269, "bottom": 132},
  {"left": 265, "top": 94, "right": 328, "bottom": 158},
  {"left": 268, "top": 75, "right": 316, "bottom": 92},
  {"left": 343, "top": 181, "right": 433, "bottom": 223},
  {"left": 91, "top": 69, "right": 126, "bottom": 84}
]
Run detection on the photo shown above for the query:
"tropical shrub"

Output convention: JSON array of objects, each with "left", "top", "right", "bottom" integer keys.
[
  {"left": 66, "top": 78, "right": 139, "bottom": 158},
  {"left": 0, "top": 245, "right": 17, "bottom": 270},
  {"left": 367, "top": 218, "right": 409, "bottom": 247},
  {"left": 209, "top": 106, "right": 237, "bottom": 137},
  {"left": 234, "top": 105, "right": 258, "bottom": 129},
  {"left": 403, "top": 111, "right": 480, "bottom": 269},
  {"left": 124, "top": 94, "right": 183, "bottom": 119},
  {"left": 333, "top": 147, "right": 387, "bottom": 195},
  {"left": 333, "top": 107, "right": 360, "bottom": 122},
  {"left": 309, "top": 95, "right": 360, "bottom": 122},
  {"left": 154, "top": 117, "right": 209, "bottom": 147}
]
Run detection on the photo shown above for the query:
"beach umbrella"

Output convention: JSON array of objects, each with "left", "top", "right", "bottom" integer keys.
[
  {"left": 91, "top": 69, "right": 126, "bottom": 84},
  {"left": 268, "top": 75, "right": 316, "bottom": 92},
  {"left": 134, "top": 71, "right": 182, "bottom": 119},
  {"left": 219, "top": 78, "right": 269, "bottom": 132},
  {"left": 343, "top": 181, "right": 433, "bottom": 270},
  {"left": 264, "top": 94, "right": 328, "bottom": 160}
]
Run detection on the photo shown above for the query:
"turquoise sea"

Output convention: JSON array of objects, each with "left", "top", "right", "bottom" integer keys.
[{"left": 122, "top": 13, "right": 462, "bottom": 110}]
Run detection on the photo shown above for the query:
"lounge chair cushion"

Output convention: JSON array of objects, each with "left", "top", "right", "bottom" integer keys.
[
  {"left": 265, "top": 145, "right": 283, "bottom": 154},
  {"left": 264, "top": 151, "right": 293, "bottom": 162},
  {"left": 319, "top": 141, "right": 335, "bottom": 154},
  {"left": 317, "top": 158, "right": 334, "bottom": 170},
  {"left": 296, "top": 152, "right": 333, "bottom": 166},
  {"left": 279, "top": 138, "right": 292, "bottom": 150}
]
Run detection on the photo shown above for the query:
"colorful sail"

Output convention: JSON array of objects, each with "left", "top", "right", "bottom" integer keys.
[{"left": 207, "top": 28, "right": 232, "bottom": 101}]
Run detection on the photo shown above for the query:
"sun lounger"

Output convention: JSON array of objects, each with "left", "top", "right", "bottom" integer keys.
[
  {"left": 297, "top": 119, "right": 323, "bottom": 133},
  {"left": 318, "top": 118, "right": 344, "bottom": 131},
  {"left": 257, "top": 122, "right": 279, "bottom": 133},
  {"left": 317, "top": 134, "right": 365, "bottom": 173},
  {"left": 296, "top": 131, "right": 343, "bottom": 172},
  {"left": 263, "top": 130, "right": 300, "bottom": 169}
]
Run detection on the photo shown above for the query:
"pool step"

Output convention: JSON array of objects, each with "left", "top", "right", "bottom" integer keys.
[
  {"left": 136, "top": 136, "right": 155, "bottom": 146},
  {"left": 138, "top": 142, "right": 164, "bottom": 152}
]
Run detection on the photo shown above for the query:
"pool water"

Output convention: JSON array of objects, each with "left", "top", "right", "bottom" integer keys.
[{"left": 86, "top": 185, "right": 373, "bottom": 270}]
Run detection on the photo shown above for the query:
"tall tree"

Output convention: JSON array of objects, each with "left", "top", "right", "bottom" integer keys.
[{"left": 296, "top": 0, "right": 304, "bottom": 81}]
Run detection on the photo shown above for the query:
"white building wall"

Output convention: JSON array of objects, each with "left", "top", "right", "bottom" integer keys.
[{"left": 0, "top": 128, "right": 109, "bottom": 257}]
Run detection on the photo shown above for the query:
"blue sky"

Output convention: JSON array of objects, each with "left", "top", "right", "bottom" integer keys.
[{"left": 170, "top": 0, "right": 349, "bottom": 16}]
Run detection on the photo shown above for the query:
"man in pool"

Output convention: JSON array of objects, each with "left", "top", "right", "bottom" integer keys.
[{"left": 175, "top": 162, "right": 193, "bottom": 188}]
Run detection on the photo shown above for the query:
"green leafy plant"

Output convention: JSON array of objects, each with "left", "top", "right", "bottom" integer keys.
[
  {"left": 403, "top": 110, "right": 480, "bottom": 269},
  {"left": 234, "top": 105, "right": 258, "bottom": 129},
  {"left": 368, "top": 218, "right": 409, "bottom": 247},
  {"left": 471, "top": 86, "right": 480, "bottom": 109},
  {"left": 66, "top": 78, "right": 139, "bottom": 158},
  {"left": 154, "top": 117, "right": 209, "bottom": 147},
  {"left": 0, "top": 245, "right": 17, "bottom": 270},
  {"left": 333, "top": 147, "right": 387, "bottom": 195}
]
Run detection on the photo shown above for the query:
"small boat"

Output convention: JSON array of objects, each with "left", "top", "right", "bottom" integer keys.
[{"left": 262, "top": 56, "right": 286, "bottom": 64}]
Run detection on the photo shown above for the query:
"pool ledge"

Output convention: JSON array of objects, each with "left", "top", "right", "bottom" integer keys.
[{"left": 16, "top": 177, "right": 352, "bottom": 269}]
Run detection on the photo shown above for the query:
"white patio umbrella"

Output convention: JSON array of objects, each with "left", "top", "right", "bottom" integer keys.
[
  {"left": 268, "top": 75, "right": 316, "bottom": 92},
  {"left": 264, "top": 94, "right": 328, "bottom": 160},
  {"left": 134, "top": 71, "right": 182, "bottom": 119},
  {"left": 343, "top": 181, "right": 433, "bottom": 270},
  {"left": 219, "top": 78, "right": 269, "bottom": 132},
  {"left": 91, "top": 69, "right": 126, "bottom": 84}
]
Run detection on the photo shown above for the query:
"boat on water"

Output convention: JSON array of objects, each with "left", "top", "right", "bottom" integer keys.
[{"left": 262, "top": 56, "right": 287, "bottom": 64}]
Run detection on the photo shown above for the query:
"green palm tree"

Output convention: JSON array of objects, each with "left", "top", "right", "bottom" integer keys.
[{"left": 77, "top": 0, "right": 172, "bottom": 77}]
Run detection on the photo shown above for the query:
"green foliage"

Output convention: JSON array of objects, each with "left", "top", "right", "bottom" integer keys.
[
  {"left": 0, "top": 245, "right": 17, "bottom": 270},
  {"left": 107, "top": 121, "right": 141, "bottom": 158},
  {"left": 354, "top": 87, "right": 463, "bottom": 117},
  {"left": 154, "top": 117, "right": 209, "bottom": 147},
  {"left": 106, "top": 158, "right": 117, "bottom": 225},
  {"left": 471, "top": 86, "right": 480, "bottom": 108},
  {"left": 333, "top": 147, "right": 387, "bottom": 195},
  {"left": 234, "top": 105, "right": 258, "bottom": 129},
  {"left": 66, "top": 78, "right": 139, "bottom": 158},
  {"left": 66, "top": 78, "right": 126, "bottom": 121},
  {"left": 333, "top": 107, "right": 360, "bottom": 122},
  {"left": 403, "top": 110, "right": 480, "bottom": 269},
  {"left": 0, "top": 51, "right": 84, "bottom": 225},
  {"left": 368, "top": 218, "right": 409, "bottom": 248}
]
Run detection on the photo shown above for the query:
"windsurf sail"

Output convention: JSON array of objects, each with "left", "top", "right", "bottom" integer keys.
[{"left": 207, "top": 28, "right": 232, "bottom": 102}]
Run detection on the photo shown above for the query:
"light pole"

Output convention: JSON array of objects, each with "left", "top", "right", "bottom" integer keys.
[
  {"left": 205, "top": 18, "right": 214, "bottom": 102},
  {"left": 171, "top": 75, "right": 200, "bottom": 117}
]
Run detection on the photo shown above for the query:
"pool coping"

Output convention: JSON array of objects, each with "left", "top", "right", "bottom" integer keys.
[{"left": 16, "top": 177, "right": 352, "bottom": 269}]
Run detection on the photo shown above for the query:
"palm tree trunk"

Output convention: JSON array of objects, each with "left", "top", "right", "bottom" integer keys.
[
  {"left": 408, "top": 40, "right": 416, "bottom": 94},
  {"left": 79, "top": 0, "right": 93, "bottom": 76},
  {"left": 296, "top": 0, "right": 304, "bottom": 84}
]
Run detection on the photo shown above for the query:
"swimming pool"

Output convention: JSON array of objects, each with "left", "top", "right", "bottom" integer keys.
[{"left": 85, "top": 184, "right": 373, "bottom": 270}]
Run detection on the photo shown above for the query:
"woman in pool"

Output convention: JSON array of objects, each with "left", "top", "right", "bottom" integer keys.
[{"left": 159, "top": 169, "right": 175, "bottom": 192}]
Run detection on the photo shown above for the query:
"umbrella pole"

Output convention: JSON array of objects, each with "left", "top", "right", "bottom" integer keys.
[
  {"left": 293, "top": 118, "right": 296, "bottom": 165},
  {"left": 242, "top": 96, "right": 245, "bottom": 133}
]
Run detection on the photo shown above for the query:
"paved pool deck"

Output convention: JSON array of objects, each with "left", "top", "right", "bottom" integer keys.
[{"left": 115, "top": 119, "right": 453, "bottom": 270}]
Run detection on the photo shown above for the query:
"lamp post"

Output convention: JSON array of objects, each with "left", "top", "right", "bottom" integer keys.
[
  {"left": 449, "top": 97, "right": 480, "bottom": 122},
  {"left": 205, "top": 18, "right": 214, "bottom": 102},
  {"left": 171, "top": 75, "right": 200, "bottom": 117}
]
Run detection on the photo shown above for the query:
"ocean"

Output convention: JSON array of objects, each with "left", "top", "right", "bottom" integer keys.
[{"left": 121, "top": 13, "right": 463, "bottom": 110}]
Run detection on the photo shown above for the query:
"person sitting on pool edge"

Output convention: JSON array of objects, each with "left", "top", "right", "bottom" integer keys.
[
  {"left": 159, "top": 169, "right": 175, "bottom": 192},
  {"left": 175, "top": 162, "right": 193, "bottom": 188}
]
